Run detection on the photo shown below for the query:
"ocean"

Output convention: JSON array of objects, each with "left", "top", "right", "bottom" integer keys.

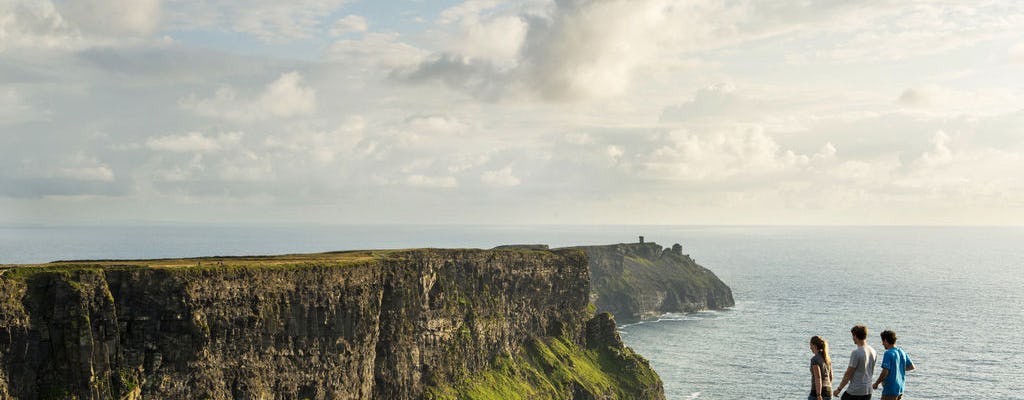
[{"left": 2, "top": 225, "right": 1020, "bottom": 399}]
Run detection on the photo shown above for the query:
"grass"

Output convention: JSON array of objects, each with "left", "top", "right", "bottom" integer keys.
[
  {"left": 425, "top": 335, "right": 660, "bottom": 400},
  {"left": 0, "top": 250, "right": 398, "bottom": 280}
]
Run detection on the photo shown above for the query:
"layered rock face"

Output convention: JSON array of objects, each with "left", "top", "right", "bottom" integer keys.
[
  {"left": 574, "top": 242, "right": 735, "bottom": 321},
  {"left": 0, "top": 249, "right": 663, "bottom": 400}
]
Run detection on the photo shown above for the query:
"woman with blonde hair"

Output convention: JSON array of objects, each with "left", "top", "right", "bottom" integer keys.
[{"left": 809, "top": 336, "right": 834, "bottom": 400}]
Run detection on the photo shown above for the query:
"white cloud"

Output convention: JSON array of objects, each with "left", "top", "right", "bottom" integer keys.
[
  {"left": 180, "top": 71, "right": 316, "bottom": 121},
  {"left": 329, "top": 14, "right": 367, "bottom": 36},
  {"left": 781, "top": 3, "right": 1024, "bottom": 65},
  {"left": 405, "top": 0, "right": 677, "bottom": 101},
  {"left": 60, "top": 0, "right": 161, "bottom": 36},
  {"left": 0, "top": 1, "right": 82, "bottom": 51},
  {"left": 152, "top": 154, "right": 205, "bottom": 182},
  {"left": 146, "top": 131, "right": 243, "bottom": 153},
  {"left": 52, "top": 154, "right": 115, "bottom": 181},
  {"left": 327, "top": 32, "right": 428, "bottom": 69},
  {"left": 263, "top": 116, "right": 365, "bottom": 163},
  {"left": 1009, "top": 43, "right": 1024, "bottom": 64},
  {"left": 481, "top": 166, "right": 520, "bottom": 187},
  {"left": 916, "top": 131, "right": 955, "bottom": 168},
  {"left": 218, "top": 151, "right": 274, "bottom": 181},
  {"left": 636, "top": 126, "right": 835, "bottom": 181},
  {"left": 407, "top": 174, "right": 457, "bottom": 188},
  {"left": 56, "top": 165, "right": 114, "bottom": 181}
]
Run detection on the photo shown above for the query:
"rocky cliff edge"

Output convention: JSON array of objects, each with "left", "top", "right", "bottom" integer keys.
[
  {"left": 571, "top": 242, "right": 735, "bottom": 321},
  {"left": 0, "top": 249, "right": 663, "bottom": 400}
]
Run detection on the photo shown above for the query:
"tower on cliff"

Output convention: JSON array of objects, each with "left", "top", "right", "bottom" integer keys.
[{"left": 639, "top": 235, "right": 644, "bottom": 244}]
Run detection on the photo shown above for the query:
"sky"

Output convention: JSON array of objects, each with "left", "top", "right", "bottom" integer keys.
[{"left": 1, "top": 0, "right": 1023, "bottom": 226}]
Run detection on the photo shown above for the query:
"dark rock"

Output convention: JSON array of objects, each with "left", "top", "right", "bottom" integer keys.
[
  {"left": 0, "top": 249, "right": 664, "bottom": 400},
  {"left": 568, "top": 242, "right": 735, "bottom": 321}
]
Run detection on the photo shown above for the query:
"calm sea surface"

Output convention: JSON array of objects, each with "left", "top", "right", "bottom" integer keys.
[{"left": 2, "top": 225, "right": 1021, "bottom": 399}]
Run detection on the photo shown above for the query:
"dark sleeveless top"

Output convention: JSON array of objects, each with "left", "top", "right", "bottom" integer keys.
[{"left": 810, "top": 353, "right": 833, "bottom": 396}]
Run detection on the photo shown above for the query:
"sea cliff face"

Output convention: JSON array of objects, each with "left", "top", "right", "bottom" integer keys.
[
  {"left": 0, "top": 249, "right": 663, "bottom": 400},
  {"left": 575, "top": 242, "right": 735, "bottom": 321}
]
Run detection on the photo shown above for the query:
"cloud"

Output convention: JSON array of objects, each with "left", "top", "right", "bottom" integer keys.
[
  {"left": 636, "top": 126, "right": 835, "bottom": 181},
  {"left": 1009, "top": 43, "right": 1024, "bottom": 64},
  {"left": 0, "top": 87, "right": 45, "bottom": 124},
  {"left": 406, "top": 174, "right": 457, "bottom": 188},
  {"left": 660, "top": 83, "right": 758, "bottom": 122},
  {"left": 329, "top": 14, "right": 367, "bottom": 36},
  {"left": 263, "top": 116, "right": 365, "bottom": 163},
  {"left": 164, "top": 0, "right": 348, "bottom": 42},
  {"left": 897, "top": 85, "right": 942, "bottom": 107},
  {"left": 0, "top": 1, "right": 82, "bottom": 51},
  {"left": 896, "top": 84, "right": 1020, "bottom": 115},
  {"left": 783, "top": 3, "right": 1024, "bottom": 65},
  {"left": 327, "top": 32, "right": 428, "bottom": 69},
  {"left": 60, "top": 0, "right": 161, "bottom": 36},
  {"left": 481, "top": 166, "right": 520, "bottom": 187},
  {"left": 56, "top": 165, "right": 114, "bottom": 181},
  {"left": 402, "top": 0, "right": 678, "bottom": 101},
  {"left": 180, "top": 71, "right": 316, "bottom": 121},
  {"left": 48, "top": 153, "right": 116, "bottom": 182},
  {"left": 146, "top": 131, "right": 243, "bottom": 153}
]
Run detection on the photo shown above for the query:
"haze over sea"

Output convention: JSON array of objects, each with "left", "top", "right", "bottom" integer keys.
[{"left": 2, "top": 225, "right": 1020, "bottom": 399}]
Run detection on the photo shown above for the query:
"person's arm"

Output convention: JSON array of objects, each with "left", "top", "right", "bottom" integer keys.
[
  {"left": 873, "top": 367, "right": 889, "bottom": 389},
  {"left": 811, "top": 364, "right": 823, "bottom": 399},
  {"left": 907, "top": 363, "right": 916, "bottom": 371},
  {"left": 835, "top": 366, "right": 855, "bottom": 394}
]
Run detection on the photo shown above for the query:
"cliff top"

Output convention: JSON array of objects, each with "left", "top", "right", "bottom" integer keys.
[{"left": 1, "top": 247, "right": 567, "bottom": 278}]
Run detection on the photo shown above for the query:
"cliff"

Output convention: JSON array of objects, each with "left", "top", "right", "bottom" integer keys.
[
  {"left": 570, "top": 242, "right": 735, "bottom": 321},
  {"left": 0, "top": 249, "right": 663, "bottom": 400}
]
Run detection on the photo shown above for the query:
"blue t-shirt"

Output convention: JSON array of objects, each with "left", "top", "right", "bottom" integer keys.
[{"left": 881, "top": 347, "right": 914, "bottom": 395}]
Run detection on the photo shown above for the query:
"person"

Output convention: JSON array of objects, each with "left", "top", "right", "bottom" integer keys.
[
  {"left": 809, "top": 336, "right": 834, "bottom": 400},
  {"left": 872, "top": 330, "right": 915, "bottom": 400},
  {"left": 834, "top": 325, "right": 877, "bottom": 400}
]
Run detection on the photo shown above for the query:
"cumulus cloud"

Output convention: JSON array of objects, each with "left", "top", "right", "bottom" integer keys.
[
  {"left": 402, "top": 0, "right": 677, "bottom": 101},
  {"left": 329, "top": 14, "right": 367, "bottom": 36},
  {"left": 146, "top": 131, "right": 243, "bottom": 153},
  {"left": 636, "top": 126, "right": 835, "bottom": 181},
  {"left": 180, "top": 71, "right": 316, "bottom": 121}
]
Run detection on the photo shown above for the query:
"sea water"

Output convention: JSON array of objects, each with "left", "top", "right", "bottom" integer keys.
[{"left": 2, "top": 225, "right": 1021, "bottom": 399}]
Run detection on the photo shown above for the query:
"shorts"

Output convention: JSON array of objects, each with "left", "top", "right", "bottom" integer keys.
[
  {"left": 880, "top": 396, "right": 903, "bottom": 400},
  {"left": 841, "top": 393, "right": 871, "bottom": 400},
  {"left": 807, "top": 393, "right": 833, "bottom": 400}
]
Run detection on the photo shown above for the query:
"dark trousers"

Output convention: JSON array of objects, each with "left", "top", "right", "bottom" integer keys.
[{"left": 841, "top": 393, "right": 871, "bottom": 400}]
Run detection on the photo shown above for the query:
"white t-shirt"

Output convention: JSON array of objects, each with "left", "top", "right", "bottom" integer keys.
[{"left": 847, "top": 344, "right": 878, "bottom": 395}]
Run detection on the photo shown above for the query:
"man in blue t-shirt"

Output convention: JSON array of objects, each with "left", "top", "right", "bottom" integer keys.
[{"left": 872, "top": 330, "right": 915, "bottom": 400}]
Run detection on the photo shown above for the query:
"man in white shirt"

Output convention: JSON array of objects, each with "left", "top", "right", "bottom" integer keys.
[{"left": 834, "top": 325, "right": 878, "bottom": 400}]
